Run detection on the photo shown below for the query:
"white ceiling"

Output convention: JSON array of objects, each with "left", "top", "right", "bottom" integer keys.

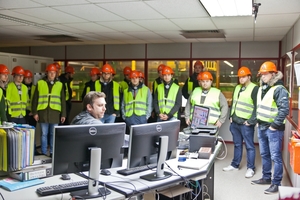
[{"left": 0, "top": 0, "right": 299, "bottom": 47}]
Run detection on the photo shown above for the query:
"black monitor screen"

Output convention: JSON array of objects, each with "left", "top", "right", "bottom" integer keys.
[
  {"left": 127, "top": 120, "right": 180, "bottom": 168},
  {"left": 52, "top": 123, "right": 126, "bottom": 175}
]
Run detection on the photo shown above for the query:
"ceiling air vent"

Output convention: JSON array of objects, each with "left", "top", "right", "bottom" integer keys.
[
  {"left": 181, "top": 30, "right": 225, "bottom": 38},
  {"left": 35, "top": 35, "right": 82, "bottom": 43}
]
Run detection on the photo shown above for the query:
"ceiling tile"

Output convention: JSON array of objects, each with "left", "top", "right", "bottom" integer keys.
[
  {"left": 0, "top": 0, "right": 43, "bottom": 9},
  {"left": 171, "top": 18, "right": 216, "bottom": 30},
  {"left": 31, "top": 0, "right": 89, "bottom": 6},
  {"left": 212, "top": 16, "right": 254, "bottom": 29},
  {"left": 97, "top": 21, "right": 149, "bottom": 32},
  {"left": 133, "top": 19, "right": 180, "bottom": 31},
  {"left": 254, "top": 14, "right": 300, "bottom": 28}
]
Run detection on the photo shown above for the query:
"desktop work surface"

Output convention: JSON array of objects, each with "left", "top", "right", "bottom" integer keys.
[{"left": 0, "top": 142, "right": 222, "bottom": 200}]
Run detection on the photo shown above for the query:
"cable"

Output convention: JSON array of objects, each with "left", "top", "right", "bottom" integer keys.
[
  {"left": 216, "top": 136, "right": 227, "bottom": 160},
  {"left": 0, "top": 192, "right": 5, "bottom": 200}
]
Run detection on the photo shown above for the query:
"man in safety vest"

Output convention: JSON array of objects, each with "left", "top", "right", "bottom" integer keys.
[
  {"left": 81, "top": 67, "right": 100, "bottom": 100},
  {"left": 154, "top": 66, "right": 182, "bottom": 121},
  {"left": 223, "top": 66, "right": 258, "bottom": 179},
  {"left": 185, "top": 71, "right": 228, "bottom": 128},
  {"left": 23, "top": 69, "right": 37, "bottom": 127},
  {"left": 182, "top": 60, "right": 204, "bottom": 99},
  {"left": 119, "top": 66, "right": 132, "bottom": 92},
  {"left": 6, "top": 66, "right": 28, "bottom": 124},
  {"left": 32, "top": 63, "right": 66, "bottom": 157},
  {"left": 251, "top": 61, "right": 289, "bottom": 195},
  {"left": 121, "top": 70, "right": 152, "bottom": 128},
  {"left": 58, "top": 65, "right": 74, "bottom": 125},
  {"left": 95, "top": 64, "right": 121, "bottom": 123}
]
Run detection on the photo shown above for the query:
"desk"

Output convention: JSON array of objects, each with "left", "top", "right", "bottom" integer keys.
[{"left": 0, "top": 142, "right": 222, "bottom": 200}]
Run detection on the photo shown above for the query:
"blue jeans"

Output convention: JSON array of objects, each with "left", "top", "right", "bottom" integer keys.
[
  {"left": 100, "top": 114, "right": 116, "bottom": 123},
  {"left": 40, "top": 123, "right": 58, "bottom": 155},
  {"left": 230, "top": 122, "right": 256, "bottom": 170},
  {"left": 258, "top": 128, "right": 283, "bottom": 186},
  {"left": 157, "top": 116, "right": 177, "bottom": 122}
]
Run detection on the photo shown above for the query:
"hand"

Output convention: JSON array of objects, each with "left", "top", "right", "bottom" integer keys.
[
  {"left": 215, "top": 120, "right": 222, "bottom": 128},
  {"left": 269, "top": 126, "right": 276, "bottom": 131},
  {"left": 229, "top": 117, "right": 232, "bottom": 123},
  {"left": 61, "top": 117, "right": 66, "bottom": 123},
  {"left": 33, "top": 114, "right": 39, "bottom": 122},
  {"left": 185, "top": 118, "right": 191, "bottom": 126},
  {"left": 29, "top": 112, "right": 33, "bottom": 116},
  {"left": 244, "top": 121, "right": 250, "bottom": 126}
]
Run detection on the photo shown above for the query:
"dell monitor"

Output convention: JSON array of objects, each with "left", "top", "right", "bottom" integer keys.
[
  {"left": 52, "top": 123, "right": 126, "bottom": 199},
  {"left": 127, "top": 120, "right": 180, "bottom": 181}
]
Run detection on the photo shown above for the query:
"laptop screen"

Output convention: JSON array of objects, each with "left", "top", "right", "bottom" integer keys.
[{"left": 191, "top": 105, "right": 210, "bottom": 128}]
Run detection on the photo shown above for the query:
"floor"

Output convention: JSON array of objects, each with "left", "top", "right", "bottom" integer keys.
[{"left": 213, "top": 142, "right": 291, "bottom": 200}]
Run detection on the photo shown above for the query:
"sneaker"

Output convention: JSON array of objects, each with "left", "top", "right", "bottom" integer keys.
[
  {"left": 251, "top": 178, "right": 271, "bottom": 185},
  {"left": 264, "top": 184, "right": 278, "bottom": 194},
  {"left": 245, "top": 168, "right": 255, "bottom": 178},
  {"left": 222, "top": 165, "right": 239, "bottom": 171}
]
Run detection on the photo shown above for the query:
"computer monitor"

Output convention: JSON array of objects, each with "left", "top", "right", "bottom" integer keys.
[
  {"left": 52, "top": 123, "right": 126, "bottom": 199},
  {"left": 127, "top": 120, "right": 180, "bottom": 181}
]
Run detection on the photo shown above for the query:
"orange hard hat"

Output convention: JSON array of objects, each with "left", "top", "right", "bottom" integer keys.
[
  {"left": 65, "top": 66, "right": 75, "bottom": 74},
  {"left": 197, "top": 71, "right": 213, "bottom": 81},
  {"left": 129, "top": 70, "right": 140, "bottom": 79},
  {"left": 138, "top": 71, "right": 145, "bottom": 79},
  {"left": 123, "top": 66, "right": 132, "bottom": 75},
  {"left": 0, "top": 64, "right": 10, "bottom": 74},
  {"left": 24, "top": 70, "right": 33, "bottom": 78},
  {"left": 258, "top": 61, "right": 277, "bottom": 74},
  {"left": 46, "top": 63, "right": 58, "bottom": 72},
  {"left": 101, "top": 64, "right": 113, "bottom": 73},
  {"left": 90, "top": 68, "right": 100, "bottom": 76},
  {"left": 54, "top": 62, "right": 61, "bottom": 70},
  {"left": 157, "top": 64, "right": 165, "bottom": 72},
  {"left": 194, "top": 60, "right": 204, "bottom": 68},
  {"left": 111, "top": 67, "right": 116, "bottom": 75},
  {"left": 12, "top": 66, "right": 25, "bottom": 76},
  {"left": 238, "top": 66, "right": 251, "bottom": 77},
  {"left": 162, "top": 66, "right": 174, "bottom": 75}
]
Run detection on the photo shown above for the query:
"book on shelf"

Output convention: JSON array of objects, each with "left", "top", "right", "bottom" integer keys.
[{"left": 0, "top": 177, "right": 44, "bottom": 191}]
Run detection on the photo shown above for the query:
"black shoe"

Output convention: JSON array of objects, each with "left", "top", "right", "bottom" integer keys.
[
  {"left": 35, "top": 151, "right": 43, "bottom": 156},
  {"left": 251, "top": 178, "right": 271, "bottom": 185},
  {"left": 264, "top": 184, "right": 278, "bottom": 194},
  {"left": 50, "top": 153, "right": 52, "bottom": 158}
]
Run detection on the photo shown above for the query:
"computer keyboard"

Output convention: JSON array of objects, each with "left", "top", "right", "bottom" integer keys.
[
  {"left": 36, "top": 180, "right": 88, "bottom": 196},
  {"left": 117, "top": 163, "right": 157, "bottom": 176}
]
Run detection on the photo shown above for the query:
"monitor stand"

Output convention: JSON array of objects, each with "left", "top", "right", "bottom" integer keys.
[
  {"left": 140, "top": 136, "right": 172, "bottom": 181},
  {"left": 71, "top": 148, "right": 111, "bottom": 199}
]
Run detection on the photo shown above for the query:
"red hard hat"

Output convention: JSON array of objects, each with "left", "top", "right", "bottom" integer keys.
[
  {"left": 161, "top": 66, "right": 174, "bottom": 75},
  {"left": 24, "top": 70, "right": 33, "bottom": 78},
  {"left": 111, "top": 67, "right": 116, "bottom": 75},
  {"left": 65, "top": 66, "right": 75, "bottom": 74},
  {"left": 197, "top": 72, "right": 213, "bottom": 81},
  {"left": 12, "top": 66, "right": 25, "bottom": 76},
  {"left": 138, "top": 71, "right": 145, "bottom": 79},
  {"left": 46, "top": 63, "right": 58, "bottom": 72},
  {"left": 123, "top": 66, "right": 132, "bottom": 75},
  {"left": 157, "top": 64, "right": 165, "bottom": 72},
  {"left": 129, "top": 70, "right": 139, "bottom": 79},
  {"left": 90, "top": 68, "right": 100, "bottom": 76},
  {"left": 54, "top": 62, "right": 61, "bottom": 70},
  {"left": 0, "top": 64, "right": 10, "bottom": 74},
  {"left": 194, "top": 60, "right": 204, "bottom": 68},
  {"left": 101, "top": 64, "right": 113, "bottom": 73},
  {"left": 238, "top": 66, "right": 251, "bottom": 77}
]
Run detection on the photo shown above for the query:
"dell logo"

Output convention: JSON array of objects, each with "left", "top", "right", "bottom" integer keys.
[
  {"left": 89, "top": 127, "right": 97, "bottom": 135},
  {"left": 156, "top": 125, "right": 162, "bottom": 132}
]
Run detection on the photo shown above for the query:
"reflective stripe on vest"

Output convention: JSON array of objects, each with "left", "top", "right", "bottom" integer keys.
[
  {"left": 124, "top": 86, "right": 148, "bottom": 117},
  {"left": 257, "top": 85, "right": 285, "bottom": 123},
  {"left": 6, "top": 82, "right": 27, "bottom": 117},
  {"left": 190, "top": 87, "right": 221, "bottom": 124},
  {"left": 157, "top": 83, "right": 179, "bottom": 118},
  {"left": 37, "top": 80, "right": 62, "bottom": 111},
  {"left": 95, "top": 80, "right": 120, "bottom": 110},
  {"left": 231, "top": 83, "right": 256, "bottom": 119}
]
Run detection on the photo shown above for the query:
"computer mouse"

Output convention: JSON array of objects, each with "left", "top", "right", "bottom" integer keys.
[
  {"left": 61, "top": 174, "right": 71, "bottom": 180},
  {"left": 100, "top": 169, "right": 111, "bottom": 176}
]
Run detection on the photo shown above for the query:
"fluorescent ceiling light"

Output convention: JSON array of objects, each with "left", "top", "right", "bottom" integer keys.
[
  {"left": 224, "top": 61, "right": 234, "bottom": 67},
  {"left": 199, "top": 0, "right": 252, "bottom": 17}
]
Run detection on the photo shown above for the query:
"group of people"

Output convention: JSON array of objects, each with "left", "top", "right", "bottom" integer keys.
[
  {"left": 0, "top": 60, "right": 289, "bottom": 195},
  {"left": 223, "top": 61, "right": 289, "bottom": 195}
]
